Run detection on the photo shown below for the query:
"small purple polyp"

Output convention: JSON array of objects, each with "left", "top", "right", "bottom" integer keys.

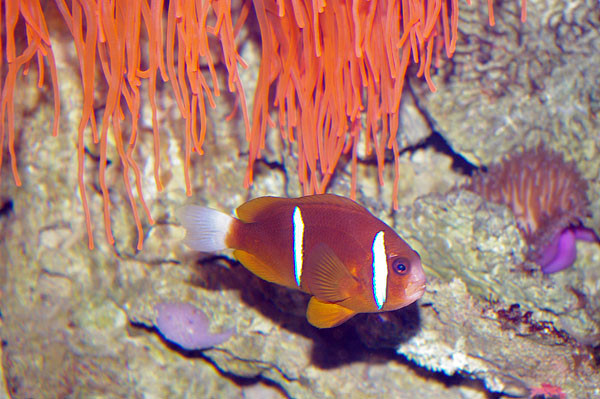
[
  {"left": 155, "top": 302, "right": 232, "bottom": 350},
  {"left": 537, "top": 227, "right": 598, "bottom": 274}
]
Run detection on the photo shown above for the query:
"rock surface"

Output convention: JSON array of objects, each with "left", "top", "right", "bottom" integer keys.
[{"left": 1, "top": 1, "right": 599, "bottom": 398}]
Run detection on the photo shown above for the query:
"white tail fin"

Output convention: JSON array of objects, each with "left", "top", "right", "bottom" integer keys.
[{"left": 177, "top": 205, "right": 235, "bottom": 252}]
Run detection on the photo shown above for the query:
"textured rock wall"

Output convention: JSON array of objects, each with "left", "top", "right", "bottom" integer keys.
[{"left": 1, "top": 0, "right": 599, "bottom": 398}]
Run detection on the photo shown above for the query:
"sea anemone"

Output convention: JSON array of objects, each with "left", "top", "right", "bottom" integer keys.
[
  {"left": 0, "top": 0, "right": 528, "bottom": 249},
  {"left": 248, "top": 0, "right": 528, "bottom": 206},
  {"left": 466, "top": 146, "right": 595, "bottom": 273}
]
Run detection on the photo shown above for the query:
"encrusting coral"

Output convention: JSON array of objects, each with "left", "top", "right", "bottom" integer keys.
[{"left": 0, "top": 0, "right": 527, "bottom": 249}]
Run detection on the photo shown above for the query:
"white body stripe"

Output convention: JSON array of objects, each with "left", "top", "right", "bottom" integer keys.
[
  {"left": 372, "top": 231, "right": 388, "bottom": 309},
  {"left": 293, "top": 206, "right": 305, "bottom": 287}
]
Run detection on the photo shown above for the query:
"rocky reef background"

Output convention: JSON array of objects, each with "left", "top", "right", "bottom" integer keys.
[{"left": 0, "top": 0, "right": 599, "bottom": 398}]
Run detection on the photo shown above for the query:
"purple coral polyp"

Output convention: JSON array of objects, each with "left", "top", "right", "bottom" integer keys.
[
  {"left": 155, "top": 302, "right": 232, "bottom": 351},
  {"left": 466, "top": 145, "right": 596, "bottom": 273}
]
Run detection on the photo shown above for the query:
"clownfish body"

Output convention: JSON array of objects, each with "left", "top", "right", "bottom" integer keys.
[{"left": 178, "top": 194, "right": 426, "bottom": 328}]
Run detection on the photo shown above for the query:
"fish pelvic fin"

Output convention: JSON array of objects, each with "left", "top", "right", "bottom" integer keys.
[
  {"left": 302, "top": 244, "right": 356, "bottom": 302},
  {"left": 233, "top": 250, "right": 293, "bottom": 287},
  {"left": 177, "top": 205, "right": 235, "bottom": 252},
  {"left": 306, "top": 297, "right": 357, "bottom": 328}
]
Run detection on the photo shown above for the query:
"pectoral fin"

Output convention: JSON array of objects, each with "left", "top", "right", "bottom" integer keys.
[
  {"left": 306, "top": 297, "right": 357, "bottom": 328},
  {"left": 302, "top": 244, "right": 356, "bottom": 302}
]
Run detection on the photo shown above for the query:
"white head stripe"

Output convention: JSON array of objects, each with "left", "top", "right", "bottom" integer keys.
[
  {"left": 372, "top": 231, "right": 388, "bottom": 310},
  {"left": 293, "top": 206, "right": 304, "bottom": 287}
]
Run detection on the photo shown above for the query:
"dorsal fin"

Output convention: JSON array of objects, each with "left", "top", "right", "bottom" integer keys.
[
  {"left": 306, "top": 297, "right": 357, "bottom": 328},
  {"left": 235, "top": 197, "right": 291, "bottom": 222},
  {"left": 236, "top": 194, "right": 369, "bottom": 223},
  {"left": 302, "top": 243, "right": 356, "bottom": 302},
  {"left": 295, "top": 194, "right": 368, "bottom": 213}
]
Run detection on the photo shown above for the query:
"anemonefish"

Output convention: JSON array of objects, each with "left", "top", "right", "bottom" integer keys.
[{"left": 178, "top": 194, "right": 426, "bottom": 328}]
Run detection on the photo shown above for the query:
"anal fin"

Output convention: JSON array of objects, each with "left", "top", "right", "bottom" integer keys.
[
  {"left": 306, "top": 297, "right": 357, "bottom": 328},
  {"left": 233, "top": 250, "right": 289, "bottom": 287}
]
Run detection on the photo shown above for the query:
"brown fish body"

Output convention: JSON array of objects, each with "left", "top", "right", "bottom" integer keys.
[{"left": 179, "top": 194, "right": 426, "bottom": 328}]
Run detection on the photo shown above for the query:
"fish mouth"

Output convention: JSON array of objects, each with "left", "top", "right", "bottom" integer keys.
[
  {"left": 404, "top": 278, "right": 426, "bottom": 302},
  {"left": 405, "top": 282, "right": 426, "bottom": 302},
  {"left": 405, "top": 264, "right": 426, "bottom": 302}
]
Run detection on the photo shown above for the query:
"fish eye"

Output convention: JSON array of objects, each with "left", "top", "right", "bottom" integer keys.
[{"left": 391, "top": 258, "right": 410, "bottom": 275}]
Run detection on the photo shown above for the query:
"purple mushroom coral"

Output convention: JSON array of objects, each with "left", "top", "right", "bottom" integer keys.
[
  {"left": 466, "top": 145, "right": 598, "bottom": 273},
  {"left": 154, "top": 302, "right": 232, "bottom": 350},
  {"left": 536, "top": 226, "right": 598, "bottom": 273}
]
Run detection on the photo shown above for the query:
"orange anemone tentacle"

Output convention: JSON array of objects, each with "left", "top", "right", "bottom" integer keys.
[{"left": 1, "top": 0, "right": 248, "bottom": 249}]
